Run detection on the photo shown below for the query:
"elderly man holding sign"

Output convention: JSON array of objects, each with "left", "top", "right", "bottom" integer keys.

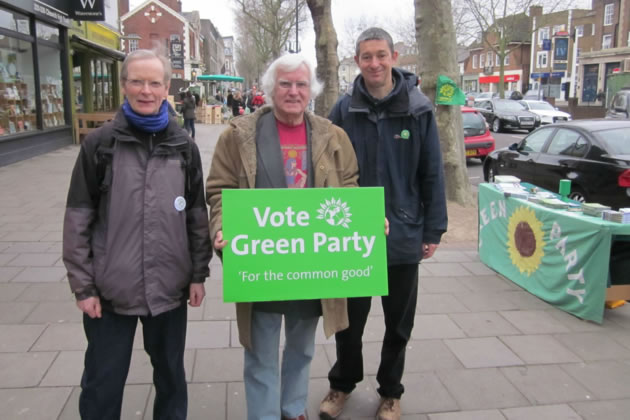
[{"left": 206, "top": 54, "right": 365, "bottom": 420}]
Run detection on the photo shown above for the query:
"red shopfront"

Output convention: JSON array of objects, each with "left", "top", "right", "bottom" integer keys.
[{"left": 479, "top": 74, "right": 521, "bottom": 93}]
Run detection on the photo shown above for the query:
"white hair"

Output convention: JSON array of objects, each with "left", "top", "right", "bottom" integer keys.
[{"left": 261, "top": 54, "right": 322, "bottom": 108}]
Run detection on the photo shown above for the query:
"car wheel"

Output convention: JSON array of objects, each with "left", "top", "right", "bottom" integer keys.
[
  {"left": 492, "top": 118, "right": 501, "bottom": 133},
  {"left": 568, "top": 187, "right": 587, "bottom": 203}
]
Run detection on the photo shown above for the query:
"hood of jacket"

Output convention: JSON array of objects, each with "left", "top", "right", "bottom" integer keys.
[{"left": 349, "top": 67, "right": 433, "bottom": 118}]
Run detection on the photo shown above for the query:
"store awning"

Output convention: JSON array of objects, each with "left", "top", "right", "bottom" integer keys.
[
  {"left": 71, "top": 35, "right": 126, "bottom": 61},
  {"left": 197, "top": 74, "right": 244, "bottom": 82}
]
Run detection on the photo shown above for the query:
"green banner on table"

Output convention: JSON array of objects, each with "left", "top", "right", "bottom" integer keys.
[
  {"left": 479, "top": 185, "right": 615, "bottom": 323},
  {"left": 222, "top": 187, "right": 388, "bottom": 302}
]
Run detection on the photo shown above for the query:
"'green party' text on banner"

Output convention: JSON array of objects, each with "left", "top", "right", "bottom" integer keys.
[
  {"left": 222, "top": 187, "right": 388, "bottom": 302},
  {"left": 478, "top": 183, "right": 630, "bottom": 323}
]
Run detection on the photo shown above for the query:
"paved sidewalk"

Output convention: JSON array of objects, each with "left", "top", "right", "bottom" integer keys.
[{"left": 1, "top": 123, "right": 630, "bottom": 420}]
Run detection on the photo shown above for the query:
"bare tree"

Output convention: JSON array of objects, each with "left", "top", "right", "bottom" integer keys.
[
  {"left": 337, "top": 15, "right": 378, "bottom": 58},
  {"left": 232, "top": 0, "right": 309, "bottom": 85},
  {"left": 416, "top": 0, "right": 473, "bottom": 206},
  {"left": 462, "top": 0, "right": 577, "bottom": 98},
  {"left": 306, "top": 0, "right": 339, "bottom": 116}
]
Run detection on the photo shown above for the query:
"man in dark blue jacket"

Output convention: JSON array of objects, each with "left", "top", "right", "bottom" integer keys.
[{"left": 319, "top": 27, "right": 447, "bottom": 420}]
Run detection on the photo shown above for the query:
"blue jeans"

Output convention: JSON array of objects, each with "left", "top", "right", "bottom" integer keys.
[
  {"left": 244, "top": 310, "right": 319, "bottom": 420},
  {"left": 183, "top": 118, "right": 195, "bottom": 139},
  {"left": 79, "top": 305, "right": 188, "bottom": 420}
]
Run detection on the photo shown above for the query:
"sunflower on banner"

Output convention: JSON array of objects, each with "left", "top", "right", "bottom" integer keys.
[{"left": 506, "top": 206, "right": 546, "bottom": 276}]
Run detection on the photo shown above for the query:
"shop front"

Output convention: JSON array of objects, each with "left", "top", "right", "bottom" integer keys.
[
  {"left": 0, "top": 0, "right": 72, "bottom": 166},
  {"left": 530, "top": 72, "right": 565, "bottom": 100},
  {"left": 478, "top": 73, "right": 522, "bottom": 93},
  {"left": 462, "top": 74, "right": 479, "bottom": 93}
]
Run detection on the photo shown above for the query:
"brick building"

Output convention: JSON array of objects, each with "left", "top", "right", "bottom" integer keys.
[
  {"left": 578, "top": 0, "right": 630, "bottom": 104},
  {"left": 119, "top": 0, "right": 203, "bottom": 95}
]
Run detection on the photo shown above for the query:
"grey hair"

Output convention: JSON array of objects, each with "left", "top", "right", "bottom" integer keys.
[
  {"left": 355, "top": 27, "right": 394, "bottom": 56},
  {"left": 261, "top": 54, "right": 322, "bottom": 108},
  {"left": 121, "top": 49, "right": 172, "bottom": 84}
]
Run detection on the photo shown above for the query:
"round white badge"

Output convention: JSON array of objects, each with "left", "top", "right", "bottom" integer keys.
[{"left": 174, "top": 196, "right": 186, "bottom": 212}]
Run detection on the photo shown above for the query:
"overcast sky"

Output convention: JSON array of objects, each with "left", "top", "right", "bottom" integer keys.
[{"left": 128, "top": 0, "right": 593, "bottom": 62}]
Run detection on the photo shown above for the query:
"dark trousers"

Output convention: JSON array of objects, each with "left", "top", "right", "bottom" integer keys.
[
  {"left": 79, "top": 304, "right": 188, "bottom": 420},
  {"left": 183, "top": 118, "right": 195, "bottom": 139},
  {"left": 328, "top": 264, "right": 418, "bottom": 398}
]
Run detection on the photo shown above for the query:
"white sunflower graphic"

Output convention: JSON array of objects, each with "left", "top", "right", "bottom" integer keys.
[
  {"left": 506, "top": 206, "right": 546, "bottom": 276},
  {"left": 316, "top": 198, "right": 352, "bottom": 228}
]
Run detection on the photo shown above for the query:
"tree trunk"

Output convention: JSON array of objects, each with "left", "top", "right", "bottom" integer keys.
[
  {"left": 306, "top": 0, "right": 339, "bottom": 117},
  {"left": 416, "top": 0, "right": 474, "bottom": 206}
]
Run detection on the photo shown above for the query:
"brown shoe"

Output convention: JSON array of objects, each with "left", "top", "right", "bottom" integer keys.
[
  {"left": 376, "top": 397, "right": 401, "bottom": 420},
  {"left": 319, "top": 389, "right": 350, "bottom": 419}
]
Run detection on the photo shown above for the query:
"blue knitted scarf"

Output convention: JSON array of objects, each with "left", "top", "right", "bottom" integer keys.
[{"left": 122, "top": 99, "right": 169, "bottom": 133}]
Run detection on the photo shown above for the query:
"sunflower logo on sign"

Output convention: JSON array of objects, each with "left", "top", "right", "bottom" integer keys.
[
  {"left": 506, "top": 206, "right": 545, "bottom": 276},
  {"left": 316, "top": 198, "right": 352, "bottom": 228},
  {"left": 439, "top": 84, "right": 455, "bottom": 100}
]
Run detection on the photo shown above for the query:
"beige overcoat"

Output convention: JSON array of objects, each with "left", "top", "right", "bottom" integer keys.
[{"left": 206, "top": 106, "right": 359, "bottom": 349}]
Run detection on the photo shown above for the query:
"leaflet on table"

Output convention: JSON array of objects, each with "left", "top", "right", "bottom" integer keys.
[{"left": 493, "top": 182, "right": 529, "bottom": 199}]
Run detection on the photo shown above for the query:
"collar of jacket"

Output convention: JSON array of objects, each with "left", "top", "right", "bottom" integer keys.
[
  {"left": 348, "top": 67, "right": 433, "bottom": 119},
  {"left": 111, "top": 109, "right": 188, "bottom": 146},
  {"left": 229, "top": 105, "right": 338, "bottom": 170},
  {"left": 350, "top": 67, "right": 410, "bottom": 114}
]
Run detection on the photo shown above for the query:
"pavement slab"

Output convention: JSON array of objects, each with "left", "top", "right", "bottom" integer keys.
[
  {"left": 444, "top": 337, "right": 524, "bottom": 368},
  {"left": 501, "top": 404, "right": 582, "bottom": 420},
  {"left": 500, "top": 334, "right": 582, "bottom": 364},
  {"left": 0, "top": 387, "right": 73, "bottom": 420}
]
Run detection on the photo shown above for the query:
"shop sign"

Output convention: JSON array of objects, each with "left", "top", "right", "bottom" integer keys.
[
  {"left": 221, "top": 188, "right": 388, "bottom": 302},
  {"left": 542, "top": 39, "right": 552, "bottom": 51},
  {"left": 171, "top": 40, "right": 183, "bottom": 57},
  {"left": 69, "top": 0, "right": 105, "bottom": 21},
  {"left": 32, "top": 0, "right": 72, "bottom": 26},
  {"left": 479, "top": 74, "right": 520, "bottom": 84},
  {"left": 171, "top": 57, "right": 184, "bottom": 69},
  {"left": 86, "top": 22, "right": 118, "bottom": 49},
  {"left": 554, "top": 38, "right": 569, "bottom": 61},
  {"left": 553, "top": 62, "right": 568, "bottom": 70}
]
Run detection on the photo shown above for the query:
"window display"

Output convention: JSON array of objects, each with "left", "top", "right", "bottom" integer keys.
[
  {"left": 0, "top": 38, "right": 36, "bottom": 136},
  {"left": 38, "top": 45, "right": 65, "bottom": 128}
]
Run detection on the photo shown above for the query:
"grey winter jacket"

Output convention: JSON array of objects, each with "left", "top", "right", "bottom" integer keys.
[
  {"left": 182, "top": 96, "right": 196, "bottom": 120},
  {"left": 63, "top": 110, "right": 211, "bottom": 316}
]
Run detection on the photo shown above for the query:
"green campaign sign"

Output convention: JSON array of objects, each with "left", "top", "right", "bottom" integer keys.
[{"left": 222, "top": 187, "right": 388, "bottom": 302}]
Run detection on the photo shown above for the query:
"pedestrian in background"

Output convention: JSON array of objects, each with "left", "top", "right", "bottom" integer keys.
[
  {"left": 319, "top": 27, "right": 447, "bottom": 420},
  {"left": 231, "top": 90, "right": 245, "bottom": 117},
  {"left": 63, "top": 49, "right": 211, "bottom": 420},
  {"left": 182, "top": 90, "right": 196, "bottom": 139},
  {"left": 206, "top": 54, "right": 359, "bottom": 420}
]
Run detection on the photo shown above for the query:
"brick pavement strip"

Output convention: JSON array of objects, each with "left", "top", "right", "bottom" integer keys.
[{"left": 1, "top": 123, "right": 630, "bottom": 419}]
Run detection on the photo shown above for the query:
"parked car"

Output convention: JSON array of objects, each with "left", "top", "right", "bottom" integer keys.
[
  {"left": 475, "top": 99, "right": 541, "bottom": 133},
  {"left": 606, "top": 87, "right": 630, "bottom": 119},
  {"left": 483, "top": 119, "right": 630, "bottom": 209},
  {"left": 473, "top": 92, "right": 493, "bottom": 103},
  {"left": 519, "top": 100, "right": 572, "bottom": 124},
  {"left": 523, "top": 89, "right": 547, "bottom": 100},
  {"left": 461, "top": 106, "right": 495, "bottom": 160},
  {"left": 492, "top": 90, "right": 523, "bottom": 100}
]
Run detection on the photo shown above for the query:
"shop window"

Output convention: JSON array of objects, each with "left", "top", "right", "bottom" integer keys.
[
  {"left": 602, "top": 34, "right": 612, "bottom": 49},
  {"left": 504, "top": 54, "right": 509, "bottom": 66},
  {"left": 73, "top": 62, "right": 82, "bottom": 113},
  {"left": 0, "top": 37, "right": 35, "bottom": 136},
  {"left": 0, "top": 8, "right": 30, "bottom": 35},
  {"left": 538, "top": 27, "right": 550, "bottom": 46},
  {"left": 472, "top": 55, "right": 478, "bottom": 69},
  {"left": 129, "top": 38, "right": 139, "bottom": 52},
  {"left": 38, "top": 44, "right": 65, "bottom": 128},
  {"left": 36, "top": 21, "right": 59, "bottom": 43}
]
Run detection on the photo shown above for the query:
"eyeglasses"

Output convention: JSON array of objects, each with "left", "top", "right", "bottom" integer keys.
[
  {"left": 125, "top": 79, "right": 165, "bottom": 90},
  {"left": 278, "top": 80, "right": 310, "bottom": 91}
]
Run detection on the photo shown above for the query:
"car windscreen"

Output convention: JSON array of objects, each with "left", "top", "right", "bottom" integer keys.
[
  {"left": 527, "top": 102, "right": 555, "bottom": 110},
  {"left": 595, "top": 128, "right": 630, "bottom": 155},
  {"left": 462, "top": 112, "right": 486, "bottom": 130},
  {"left": 494, "top": 100, "right": 526, "bottom": 111}
]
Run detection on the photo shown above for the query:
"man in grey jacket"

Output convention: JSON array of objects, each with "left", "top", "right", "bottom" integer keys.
[{"left": 63, "top": 49, "right": 211, "bottom": 419}]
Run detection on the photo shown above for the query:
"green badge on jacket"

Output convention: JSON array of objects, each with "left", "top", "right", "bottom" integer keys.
[{"left": 400, "top": 130, "right": 410, "bottom": 139}]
